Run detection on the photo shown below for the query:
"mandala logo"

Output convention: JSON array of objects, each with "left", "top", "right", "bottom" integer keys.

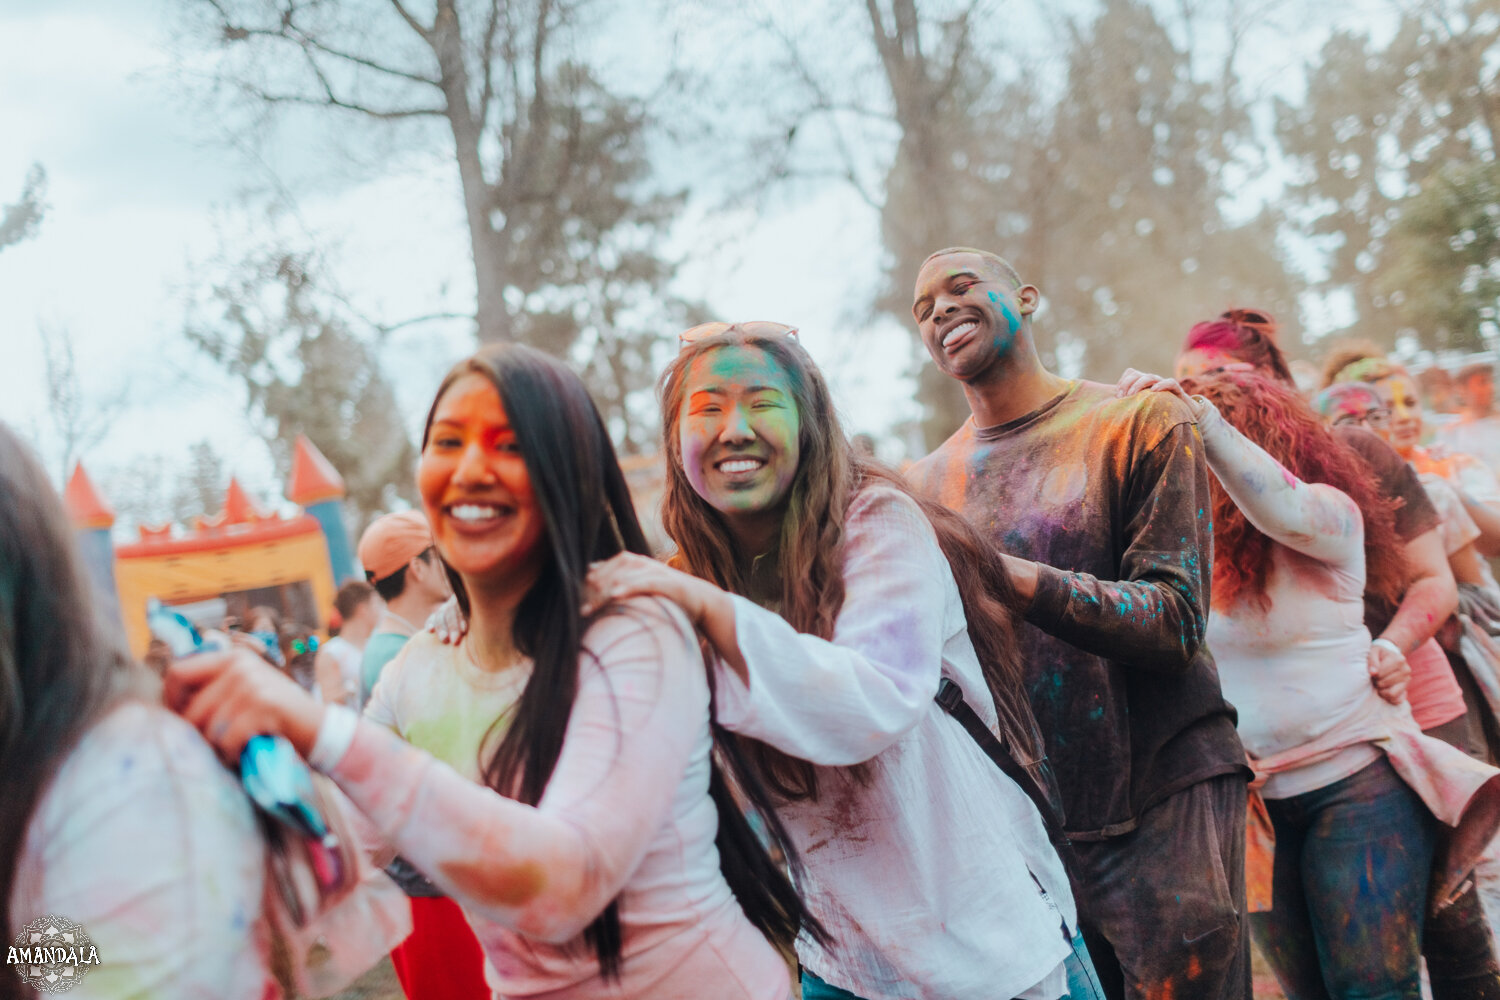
[{"left": 7, "top": 916, "right": 100, "bottom": 993}]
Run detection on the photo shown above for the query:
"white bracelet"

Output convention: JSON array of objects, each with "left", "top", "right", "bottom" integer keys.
[
  {"left": 1371, "top": 637, "right": 1404, "bottom": 658},
  {"left": 308, "top": 704, "right": 360, "bottom": 773}
]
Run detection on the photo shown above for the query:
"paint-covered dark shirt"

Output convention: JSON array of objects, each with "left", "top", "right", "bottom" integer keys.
[{"left": 910, "top": 380, "right": 1246, "bottom": 839}]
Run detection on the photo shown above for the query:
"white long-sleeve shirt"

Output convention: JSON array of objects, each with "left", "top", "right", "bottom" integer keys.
[
  {"left": 715, "top": 485, "right": 1075, "bottom": 1000},
  {"left": 328, "top": 598, "right": 790, "bottom": 1000},
  {"left": 10, "top": 700, "right": 278, "bottom": 999},
  {"left": 1196, "top": 403, "right": 1385, "bottom": 798}
]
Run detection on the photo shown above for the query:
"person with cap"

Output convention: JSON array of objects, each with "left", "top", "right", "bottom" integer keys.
[
  {"left": 357, "top": 509, "right": 452, "bottom": 702},
  {"left": 355, "top": 510, "right": 482, "bottom": 1000}
]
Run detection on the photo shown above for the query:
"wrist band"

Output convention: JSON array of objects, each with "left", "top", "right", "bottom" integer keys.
[
  {"left": 1371, "top": 637, "right": 1404, "bottom": 658},
  {"left": 309, "top": 704, "right": 360, "bottom": 773}
]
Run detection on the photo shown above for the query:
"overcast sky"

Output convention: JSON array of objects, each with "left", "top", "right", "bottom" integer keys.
[
  {"left": 0, "top": 0, "right": 928, "bottom": 525},
  {"left": 0, "top": 0, "right": 1390, "bottom": 531}
]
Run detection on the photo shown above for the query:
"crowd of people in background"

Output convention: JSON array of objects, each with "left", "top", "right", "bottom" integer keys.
[{"left": 13, "top": 246, "right": 1500, "bottom": 1000}]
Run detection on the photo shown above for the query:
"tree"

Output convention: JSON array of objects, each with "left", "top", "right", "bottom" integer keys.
[
  {"left": 1276, "top": 2, "right": 1500, "bottom": 348},
  {"left": 742, "top": 0, "right": 1297, "bottom": 447},
  {"left": 39, "top": 322, "right": 126, "bottom": 485},
  {"left": 1380, "top": 159, "right": 1500, "bottom": 349},
  {"left": 172, "top": 440, "right": 230, "bottom": 523},
  {"left": 185, "top": 244, "right": 420, "bottom": 530},
  {"left": 0, "top": 163, "right": 45, "bottom": 254},
  {"left": 1030, "top": 0, "right": 1297, "bottom": 381},
  {"left": 180, "top": 0, "right": 693, "bottom": 448}
]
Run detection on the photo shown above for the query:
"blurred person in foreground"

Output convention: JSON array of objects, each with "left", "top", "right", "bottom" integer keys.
[
  {"left": 316, "top": 580, "right": 379, "bottom": 708},
  {"left": 357, "top": 510, "right": 452, "bottom": 701},
  {"left": 1121, "top": 368, "right": 1500, "bottom": 1000},
  {"left": 908, "top": 248, "right": 1250, "bottom": 1000},
  {"left": 0, "top": 422, "right": 279, "bottom": 998}
]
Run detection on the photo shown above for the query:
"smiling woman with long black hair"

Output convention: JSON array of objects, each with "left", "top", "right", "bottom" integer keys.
[{"left": 168, "top": 343, "right": 819, "bottom": 999}]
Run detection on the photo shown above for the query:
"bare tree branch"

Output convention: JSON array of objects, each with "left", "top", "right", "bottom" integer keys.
[
  {"left": 478, "top": 0, "right": 502, "bottom": 127},
  {"left": 295, "top": 31, "right": 439, "bottom": 85},
  {"left": 236, "top": 84, "right": 446, "bottom": 119},
  {"left": 387, "top": 0, "right": 432, "bottom": 41}
]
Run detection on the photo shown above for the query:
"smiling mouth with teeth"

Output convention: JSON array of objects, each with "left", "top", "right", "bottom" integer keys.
[
  {"left": 942, "top": 320, "right": 979, "bottom": 349},
  {"left": 717, "top": 458, "right": 765, "bottom": 475},
  {"left": 449, "top": 503, "right": 511, "bottom": 523}
]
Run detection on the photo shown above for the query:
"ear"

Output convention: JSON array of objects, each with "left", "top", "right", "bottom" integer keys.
[{"left": 1015, "top": 284, "right": 1041, "bottom": 316}]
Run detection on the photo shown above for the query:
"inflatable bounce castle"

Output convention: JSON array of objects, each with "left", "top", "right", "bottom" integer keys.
[{"left": 66, "top": 435, "right": 360, "bottom": 656}]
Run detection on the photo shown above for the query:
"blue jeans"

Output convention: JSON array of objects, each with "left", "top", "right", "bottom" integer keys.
[
  {"left": 800, "top": 929, "right": 1104, "bottom": 1000},
  {"left": 1251, "top": 756, "right": 1438, "bottom": 1000}
]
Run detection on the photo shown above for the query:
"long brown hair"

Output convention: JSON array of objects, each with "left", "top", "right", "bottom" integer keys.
[
  {"left": 659, "top": 328, "right": 1040, "bottom": 801},
  {"left": 1183, "top": 370, "right": 1408, "bottom": 613},
  {"left": 421, "top": 344, "right": 823, "bottom": 975},
  {"left": 0, "top": 426, "right": 137, "bottom": 988}
]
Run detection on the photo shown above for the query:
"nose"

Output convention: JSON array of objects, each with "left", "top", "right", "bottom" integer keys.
[
  {"left": 933, "top": 293, "right": 962, "bottom": 320},
  {"left": 453, "top": 441, "right": 495, "bottom": 484},
  {"left": 717, "top": 403, "right": 755, "bottom": 445}
]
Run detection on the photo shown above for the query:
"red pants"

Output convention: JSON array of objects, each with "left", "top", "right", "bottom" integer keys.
[{"left": 390, "top": 896, "right": 491, "bottom": 999}]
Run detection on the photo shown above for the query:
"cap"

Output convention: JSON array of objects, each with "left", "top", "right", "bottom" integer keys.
[{"left": 358, "top": 510, "right": 434, "bottom": 582}]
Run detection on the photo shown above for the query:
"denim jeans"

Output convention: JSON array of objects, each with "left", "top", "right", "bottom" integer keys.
[
  {"left": 1251, "top": 756, "right": 1438, "bottom": 1000},
  {"left": 800, "top": 929, "right": 1105, "bottom": 1000}
]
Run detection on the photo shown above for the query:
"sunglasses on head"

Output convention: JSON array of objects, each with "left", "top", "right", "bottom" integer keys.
[
  {"left": 677, "top": 321, "right": 800, "bottom": 351},
  {"left": 291, "top": 636, "right": 319, "bottom": 657}
]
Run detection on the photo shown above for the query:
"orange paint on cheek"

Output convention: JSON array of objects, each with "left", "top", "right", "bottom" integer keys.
[{"left": 440, "top": 856, "right": 547, "bottom": 907}]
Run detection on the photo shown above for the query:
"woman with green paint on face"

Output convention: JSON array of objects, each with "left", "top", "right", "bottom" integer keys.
[{"left": 587, "top": 322, "right": 1098, "bottom": 1000}]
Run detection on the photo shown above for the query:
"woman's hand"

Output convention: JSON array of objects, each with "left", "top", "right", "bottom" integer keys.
[
  {"left": 1367, "top": 640, "right": 1412, "bottom": 705},
  {"left": 426, "top": 595, "right": 468, "bottom": 645},
  {"left": 1115, "top": 368, "right": 1209, "bottom": 417},
  {"left": 165, "top": 647, "right": 326, "bottom": 765},
  {"left": 585, "top": 553, "right": 713, "bottom": 624},
  {"left": 586, "top": 554, "right": 750, "bottom": 684}
]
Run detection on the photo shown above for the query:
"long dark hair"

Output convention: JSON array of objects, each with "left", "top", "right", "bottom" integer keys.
[
  {"left": 1184, "top": 370, "right": 1407, "bottom": 613},
  {"left": 421, "top": 344, "right": 822, "bottom": 977},
  {"left": 0, "top": 426, "right": 137, "bottom": 991},
  {"left": 659, "top": 328, "right": 1041, "bottom": 802}
]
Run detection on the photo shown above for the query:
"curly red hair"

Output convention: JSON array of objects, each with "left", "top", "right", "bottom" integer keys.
[{"left": 1183, "top": 370, "right": 1407, "bottom": 612}]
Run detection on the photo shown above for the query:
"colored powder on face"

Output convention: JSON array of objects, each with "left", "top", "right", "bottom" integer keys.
[{"left": 997, "top": 297, "right": 1022, "bottom": 336}]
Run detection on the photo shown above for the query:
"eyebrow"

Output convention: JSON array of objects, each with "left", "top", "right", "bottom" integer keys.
[
  {"left": 689, "top": 385, "right": 785, "bottom": 396},
  {"left": 430, "top": 417, "right": 513, "bottom": 430}
]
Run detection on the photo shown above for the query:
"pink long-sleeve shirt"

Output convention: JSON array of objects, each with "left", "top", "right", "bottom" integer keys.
[{"left": 327, "top": 597, "right": 790, "bottom": 1000}]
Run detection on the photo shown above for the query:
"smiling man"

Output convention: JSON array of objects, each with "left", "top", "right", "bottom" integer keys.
[{"left": 907, "top": 248, "right": 1250, "bottom": 1000}]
